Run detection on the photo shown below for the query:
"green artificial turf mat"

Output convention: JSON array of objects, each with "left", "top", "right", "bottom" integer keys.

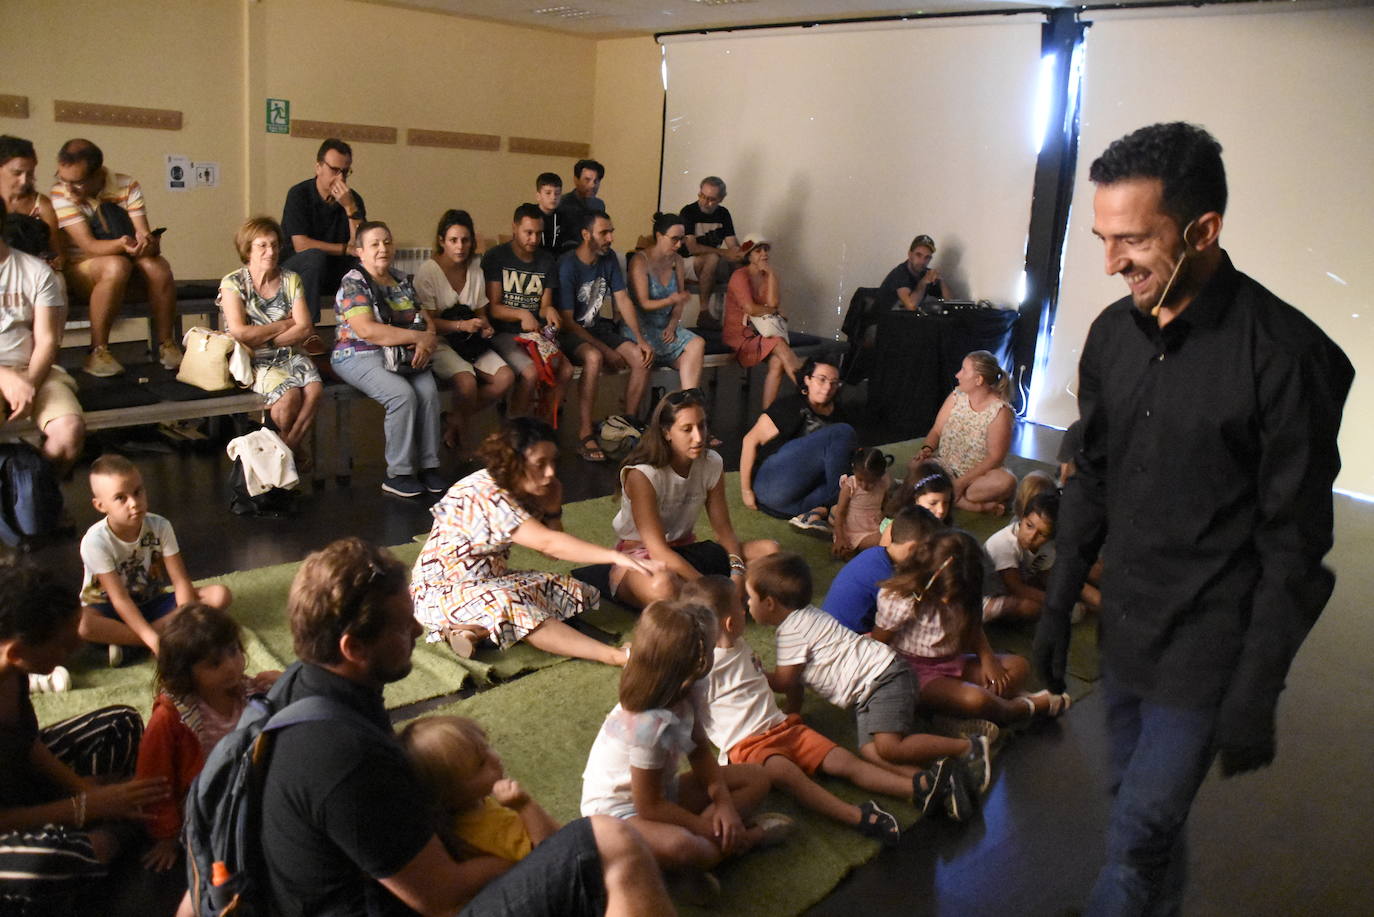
[{"left": 33, "top": 439, "right": 1097, "bottom": 728}]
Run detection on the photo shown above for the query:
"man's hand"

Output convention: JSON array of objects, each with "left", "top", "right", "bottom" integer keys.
[
  {"left": 330, "top": 177, "right": 357, "bottom": 214},
  {"left": 1032, "top": 607, "right": 1072, "bottom": 695},
  {"left": 0, "top": 367, "right": 36, "bottom": 421},
  {"left": 120, "top": 235, "right": 142, "bottom": 257},
  {"left": 142, "top": 838, "right": 181, "bottom": 872},
  {"left": 518, "top": 311, "right": 541, "bottom": 333},
  {"left": 603, "top": 345, "right": 628, "bottom": 371},
  {"left": 1215, "top": 693, "right": 1277, "bottom": 777},
  {"left": 921, "top": 267, "right": 942, "bottom": 291}
]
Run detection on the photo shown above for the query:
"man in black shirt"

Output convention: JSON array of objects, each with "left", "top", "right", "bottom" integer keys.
[
  {"left": 678, "top": 176, "right": 742, "bottom": 329},
  {"left": 281, "top": 138, "right": 365, "bottom": 321},
  {"left": 1035, "top": 123, "right": 1353, "bottom": 915},
  {"left": 875, "top": 234, "right": 948, "bottom": 313},
  {"left": 256, "top": 537, "right": 671, "bottom": 917}
]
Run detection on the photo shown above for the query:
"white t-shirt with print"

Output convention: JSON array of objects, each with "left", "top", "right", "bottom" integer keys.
[
  {"left": 79, "top": 514, "right": 180, "bottom": 606},
  {"left": 612, "top": 451, "right": 724, "bottom": 544},
  {"left": 692, "top": 639, "right": 787, "bottom": 764},
  {"left": 774, "top": 604, "right": 897, "bottom": 709},
  {"left": 0, "top": 247, "right": 63, "bottom": 367},
  {"left": 581, "top": 699, "right": 696, "bottom": 818}
]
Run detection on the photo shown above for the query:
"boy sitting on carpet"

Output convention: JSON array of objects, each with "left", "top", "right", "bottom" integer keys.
[
  {"left": 77, "top": 454, "right": 231, "bottom": 664},
  {"left": 401, "top": 715, "right": 561, "bottom": 863},
  {"left": 684, "top": 575, "right": 906, "bottom": 846},
  {"left": 745, "top": 552, "right": 987, "bottom": 821},
  {"left": 822, "top": 506, "right": 940, "bottom": 634}
]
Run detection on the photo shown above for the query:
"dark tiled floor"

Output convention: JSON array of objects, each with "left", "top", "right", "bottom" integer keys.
[{"left": 33, "top": 369, "right": 1373, "bottom": 917}]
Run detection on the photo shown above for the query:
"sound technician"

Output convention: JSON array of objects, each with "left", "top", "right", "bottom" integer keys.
[{"left": 1033, "top": 122, "right": 1353, "bottom": 915}]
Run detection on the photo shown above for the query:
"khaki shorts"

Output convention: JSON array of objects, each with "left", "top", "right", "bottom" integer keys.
[
  {"left": 430, "top": 342, "right": 508, "bottom": 379},
  {"left": 2, "top": 366, "right": 83, "bottom": 431}
]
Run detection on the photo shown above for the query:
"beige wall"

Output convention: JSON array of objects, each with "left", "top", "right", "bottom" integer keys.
[
  {"left": 592, "top": 37, "right": 665, "bottom": 242},
  {"left": 1, "top": 0, "right": 612, "bottom": 276},
  {"left": 0, "top": 0, "right": 245, "bottom": 278}
]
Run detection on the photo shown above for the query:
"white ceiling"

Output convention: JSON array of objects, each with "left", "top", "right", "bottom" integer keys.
[{"left": 374, "top": 0, "right": 1077, "bottom": 39}]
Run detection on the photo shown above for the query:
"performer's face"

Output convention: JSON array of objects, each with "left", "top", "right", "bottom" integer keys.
[{"left": 1092, "top": 178, "right": 1186, "bottom": 313}]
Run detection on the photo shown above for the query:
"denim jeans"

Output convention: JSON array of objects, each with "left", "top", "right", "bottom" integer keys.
[
  {"left": 331, "top": 346, "right": 440, "bottom": 478},
  {"left": 1086, "top": 674, "right": 1219, "bottom": 917},
  {"left": 459, "top": 817, "right": 605, "bottom": 917},
  {"left": 753, "top": 422, "right": 856, "bottom": 518}
]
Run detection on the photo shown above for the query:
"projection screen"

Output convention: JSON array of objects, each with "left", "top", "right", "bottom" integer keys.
[
  {"left": 660, "top": 17, "right": 1046, "bottom": 337},
  {"left": 1031, "top": 3, "right": 1374, "bottom": 495}
]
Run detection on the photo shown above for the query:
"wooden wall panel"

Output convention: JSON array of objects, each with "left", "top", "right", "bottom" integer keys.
[
  {"left": 507, "top": 136, "right": 591, "bottom": 158},
  {"left": 290, "top": 119, "right": 397, "bottom": 144},
  {"left": 54, "top": 100, "right": 182, "bottom": 130},
  {"left": 406, "top": 128, "right": 501, "bottom": 152}
]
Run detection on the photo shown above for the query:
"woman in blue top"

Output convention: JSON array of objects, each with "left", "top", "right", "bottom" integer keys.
[
  {"left": 332, "top": 221, "right": 443, "bottom": 498},
  {"left": 625, "top": 212, "right": 706, "bottom": 391}
]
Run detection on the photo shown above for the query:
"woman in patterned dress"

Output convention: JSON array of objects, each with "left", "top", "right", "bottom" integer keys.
[
  {"left": 411, "top": 418, "right": 657, "bottom": 663},
  {"left": 218, "top": 216, "right": 323, "bottom": 452},
  {"left": 917, "top": 350, "right": 1017, "bottom": 515}
]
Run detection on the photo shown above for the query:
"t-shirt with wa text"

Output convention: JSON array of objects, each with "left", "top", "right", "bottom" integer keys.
[{"left": 481, "top": 242, "right": 558, "bottom": 335}]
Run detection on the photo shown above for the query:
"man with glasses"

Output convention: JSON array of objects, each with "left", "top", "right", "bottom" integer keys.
[
  {"left": 678, "top": 175, "right": 742, "bottom": 330},
  {"left": 50, "top": 138, "right": 181, "bottom": 377},
  {"left": 877, "top": 233, "right": 949, "bottom": 314},
  {"left": 281, "top": 138, "right": 366, "bottom": 321}
]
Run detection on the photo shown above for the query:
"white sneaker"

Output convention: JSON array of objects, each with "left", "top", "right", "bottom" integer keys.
[
  {"left": 158, "top": 340, "right": 184, "bottom": 370},
  {"left": 83, "top": 346, "right": 125, "bottom": 377},
  {"left": 108, "top": 644, "right": 124, "bottom": 667},
  {"left": 29, "top": 666, "right": 72, "bottom": 693}
]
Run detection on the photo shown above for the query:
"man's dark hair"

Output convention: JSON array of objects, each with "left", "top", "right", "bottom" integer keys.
[
  {"left": 316, "top": 138, "right": 352, "bottom": 162},
  {"left": 513, "top": 202, "right": 544, "bottom": 225},
  {"left": 536, "top": 172, "right": 562, "bottom": 190},
  {"left": 0, "top": 135, "right": 36, "bottom": 165},
  {"left": 0, "top": 560, "right": 79, "bottom": 646},
  {"left": 573, "top": 158, "right": 604, "bottom": 181},
  {"left": 580, "top": 209, "right": 610, "bottom": 238},
  {"left": 57, "top": 138, "right": 102, "bottom": 175},
  {"left": 288, "top": 538, "right": 408, "bottom": 665},
  {"left": 1089, "top": 122, "right": 1227, "bottom": 229}
]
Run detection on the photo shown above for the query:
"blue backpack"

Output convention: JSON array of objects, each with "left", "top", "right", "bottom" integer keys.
[
  {"left": 182, "top": 666, "right": 384, "bottom": 916},
  {"left": 0, "top": 442, "right": 63, "bottom": 547}
]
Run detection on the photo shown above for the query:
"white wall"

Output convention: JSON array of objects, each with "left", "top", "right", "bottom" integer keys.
[
  {"left": 661, "top": 19, "right": 1045, "bottom": 335},
  {"left": 1031, "top": 4, "right": 1374, "bottom": 495}
]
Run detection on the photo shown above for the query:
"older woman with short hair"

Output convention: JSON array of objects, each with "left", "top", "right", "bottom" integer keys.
[{"left": 218, "top": 216, "right": 323, "bottom": 451}]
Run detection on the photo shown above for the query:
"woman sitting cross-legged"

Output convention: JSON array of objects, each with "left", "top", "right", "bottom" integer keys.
[
  {"left": 723, "top": 233, "right": 803, "bottom": 410},
  {"left": 411, "top": 418, "right": 658, "bottom": 663},
  {"left": 739, "top": 357, "right": 856, "bottom": 531},
  {"left": 918, "top": 349, "right": 1017, "bottom": 515},
  {"left": 218, "top": 216, "right": 324, "bottom": 457},
  {"left": 611, "top": 388, "right": 778, "bottom": 609}
]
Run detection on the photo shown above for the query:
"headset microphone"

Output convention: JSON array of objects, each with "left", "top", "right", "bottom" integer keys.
[{"left": 1150, "top": 218, "right": 1198, "bottom": 318}]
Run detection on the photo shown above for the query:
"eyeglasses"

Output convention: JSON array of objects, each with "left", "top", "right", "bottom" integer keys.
[
  {"left": 321, "top": 162, "right": 352, "bottom": 179},
  {"left": 808, "top": 374, "right": 842, "bottom": 388},
  {"left": 665, "top": 232, "right": 685, "bottom": 241}
]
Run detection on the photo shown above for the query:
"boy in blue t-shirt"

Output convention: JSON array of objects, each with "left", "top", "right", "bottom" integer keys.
[
  {"left": 822, "top": 506, "right": 938, "bottom": 633},
  {"left": 556, "top": 211, "right": 654, "bottom": 462}
]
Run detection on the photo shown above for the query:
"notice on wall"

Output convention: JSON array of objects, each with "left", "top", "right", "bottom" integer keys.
[
  {"left": 166, "top": 154, "right": 191, "bottom": 191},
  {"left": 266, "top": 98, "right": 290, "bottom": 134},
  {"left": 193, "top": 162, "right": 219, "bottom": 189}
]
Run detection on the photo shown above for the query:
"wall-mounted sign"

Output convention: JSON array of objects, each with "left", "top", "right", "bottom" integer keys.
[{"left": 266, "top": 98, "right": 290, "bottom": 134}]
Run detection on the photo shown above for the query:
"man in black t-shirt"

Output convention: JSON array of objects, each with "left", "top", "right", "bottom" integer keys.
[
  {"left": 875, "top": 233, "right": 950, "bottom": 313},
  {"left": 558, "top": 158, "right": 606, "bottom": 230},
  {"left": 481, "top": 203, "right": 569, "bottom": 419},
  {"left": 252, "top": 538, "right": 671, "bottom": 917},
  {"left": 280, "top": 138, "right": 365, "bottom": 321},
  {"left": 678, "top": 176, "right": 742, "bottom": 329}
]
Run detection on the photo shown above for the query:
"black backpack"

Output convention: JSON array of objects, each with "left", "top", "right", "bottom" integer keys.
[
  {"left": 0, "top": 442, "right": 64, "bottom": 547},
  {"left": 182, "top": 667, "right": 385, "bottom": 916},
  {"left": 227, "top": 457, "right": 296, "bottom": 517}
]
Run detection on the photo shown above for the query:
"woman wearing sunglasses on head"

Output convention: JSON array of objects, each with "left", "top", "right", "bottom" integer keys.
[{"left": 609, "top": 389, "right": 778, "bottom": 609}]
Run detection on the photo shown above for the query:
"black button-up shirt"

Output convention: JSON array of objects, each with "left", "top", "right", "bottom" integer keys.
[{"left": 1047, "top": 252, "right": 1353, "bottom": 716}]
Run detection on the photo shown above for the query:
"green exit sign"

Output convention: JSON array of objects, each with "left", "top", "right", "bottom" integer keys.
[{"left": 266, "top": 99, "right": 290, "bottom": 134}]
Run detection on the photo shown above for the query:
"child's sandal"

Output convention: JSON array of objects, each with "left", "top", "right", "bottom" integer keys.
[
  {"left": 912, "top": 759, "right": 952, "bottom": 815},
  {"left": 856, "top": 800, "right": 901, "bottom": 847}
]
